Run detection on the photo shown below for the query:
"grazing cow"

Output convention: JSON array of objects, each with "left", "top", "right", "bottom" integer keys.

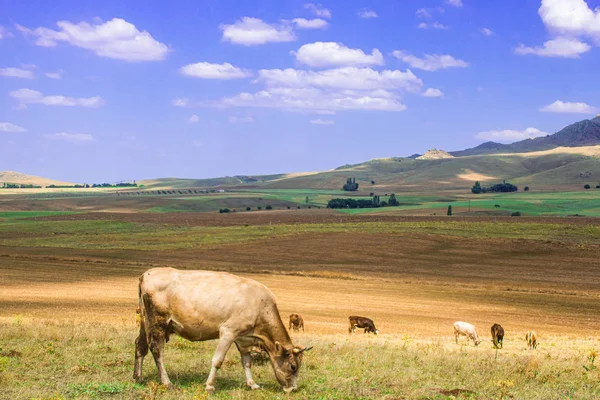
[
  {"left": 348, "top": 316, "right": 379, "bottom": 335},
  {"left": 289, "top": 314, "right": 305, "bottom": 332},
  {"left": 525, "top": 331, "right": 538, "bottom": 350},
  {"left": 453, "top": 321, "right": 481, "bottom": 346},
  {"left": 133, "top": 268, "right": 311, "bottom": 394},
  {"left": 491, "top": 323, "right": 504, "bottom": 349}
]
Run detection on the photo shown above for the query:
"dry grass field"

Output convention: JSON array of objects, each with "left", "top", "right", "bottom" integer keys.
[{"left": 1, "top": 210, "right": 599, "bottom": 399}]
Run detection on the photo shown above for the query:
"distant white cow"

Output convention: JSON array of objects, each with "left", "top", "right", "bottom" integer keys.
[{"left": 453, "top": 321, "right": 481, "bottom": 346}]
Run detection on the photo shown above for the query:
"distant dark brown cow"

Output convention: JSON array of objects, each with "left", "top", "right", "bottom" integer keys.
[
  {"left": 348, "top": 316, "right": 378, "bottom": 335},
  {"left": 289, "top": 314, "right": 304, "bottom": 332},
  {"left": 491, "top": 323, "right": 504, "bottom": 349}
]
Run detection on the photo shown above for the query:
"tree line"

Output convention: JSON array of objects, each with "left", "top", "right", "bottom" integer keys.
[
  {"left": 471, "top": 180, "right": 518, "bottom": 194},
  {"left": 327, "top": 194, "right": 400, "bottom": 209}
]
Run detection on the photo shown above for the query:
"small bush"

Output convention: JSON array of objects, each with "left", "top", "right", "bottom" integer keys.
[
  {"left": 257, "top": 206, "right": 262, "bottom": 210},
  {"left": 584, "top": 184, "right": 591, "bottom": 189},
  {"left": 511, "top": 211, "right": 522, "bottom": 216},
  {"left": 297, "top": 206, "right": 301, "bottom": 209},
  {"left": 287, "top": 206, "right": 291, "bottom": 209},
  {"left": 369, "top": 192, "right": 374, "bottom": 196},
  {"left": 494, "top": 204, "right": 500, "bottom": 208},
  {"left": 219, "top": 208, "right": 230, "bottom": 214},
  {"left": 524, "top": 186, "right": 530, "bottom": 191},
  {"left": 596, "top": 185, "right": 600, "bottom": 189},
  {"left": 447, "top": 205, "right": 452, "bottom": 216},
  {"left": 265, "top": 205, "right": 272, "bottom": 210},
  {"left": 246, "top": 207, "right": 251, "bottom": 211},
  {"left": 371, "top": 180, "right": 375, "bottom": 184}
]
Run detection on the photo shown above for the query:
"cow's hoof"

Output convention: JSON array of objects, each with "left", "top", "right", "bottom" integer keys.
[
  {"left": 249, "top": 383, "right": 260, "bottom": 390},
  {"left": 205, "top": 384, "right": 216, "bottom": 394}
]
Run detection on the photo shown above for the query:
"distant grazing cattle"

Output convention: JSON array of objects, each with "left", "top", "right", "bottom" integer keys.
[
  {"left": 348, "top": 316, "right": 379, "bottom": 335},
  {"left": 453, "top": 321, "right": 481, "bottom": 346},
  {"left": 134, "top": 268, "right": 311, "bottom": 394},
  {"left": 491, "top": 323, "right": 504, "bottom": 349},
  {"left": 525, "top": 331, "right": 538, "bottom": 350},
  {"left": 289, "top": 314, "right": 305, "bottom": 332}
]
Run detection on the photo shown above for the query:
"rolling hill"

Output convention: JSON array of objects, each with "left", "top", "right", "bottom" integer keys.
[
  {"left": 0, "top": 171, "right": 75, "bottom": 187},
  {"left": 452, "top": 115, "right": 600, "bottom": 156}
]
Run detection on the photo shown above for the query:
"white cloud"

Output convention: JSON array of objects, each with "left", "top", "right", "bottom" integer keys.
[
  {"left": 422, "top": 88, "right": 444, "bottom": 97},
  {"left": 476, "top": 127, "right": 548, "bottom": 142},
  {"left": 0, "top": 67, "right": 35, "bottom": 79},
  {"left": 257, "top": 67, "right": 422, "bottom": 92},
  {"left": 539, "top": 0, "right": 600, "bottom": 40},
  {"left": 18, "top": 18, "right": 169, "bottom": 62},
  {"left": 188, "top": 114, "right": 200, "bottom": 123},
  {"left": 192, "top": 140, "right": 202, "bottom": 148},
  {"left": 357, "top": 9, "right": 378, "bottom": 19},
  {"left": 446, "top": 0, "right": 463, "bottom": 7},
  {"left": 219, "top": 87, "right": 408, "bottom": 113},
  {"left": 172, "top": 97, "right": 189, "bottom": 107},
  {"left": 292, "top": 42, "right": 384, "bottom": 67},
  {"left": 9, "top": 88, "right": 103, "bottom": 108},
  {"left": 0, "top": 122, "right": 27, "bottom": 133},
  {"left": 0, "top": 25, "right": 15, "bottom": 39},
  {"left": 416, "top": 8, "right": 432, "bottom": 18},
  {"left": 220, "top": 17, "right": 295, "bottom": 46},
  {"left": 481, "top": 28, "right": 494, "bottom": 36},
  {"left": 44, "top": 70, "right": 63, "bottom": 79},
  {"left": 418, "top": 22, "right": 449, "bottom": 30},
  {"left": 228, "top": 116, "right": 255, "bottom": 124},
  {"left": 304, "top": 3, "right": 332, "bottom": 19},
  {"left": 515, "top": 37, "right": 591, "bottom": 58},
  {"left": 540, "top": 100, "right": 598, "bottom": 114},
  {"left": 292, "top": 18, "right": 328, "bottom": 29},
  {"left": 310, "top": 118, "right": 334, "bottom": 125},
  {"left": 44, "top": 132, "right": 94, "bottom": 143},
  {"left": 392, "top": 51, "right": 468, "bottom": 71},
  {"left": 180, "top": 62, "right": 251, "bottom": 79}
]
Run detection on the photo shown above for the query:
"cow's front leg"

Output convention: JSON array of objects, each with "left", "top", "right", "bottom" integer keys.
[
  {"left": 206, "top": 332, "right": 235, "bottom": 394},
  {"left": 240, "top": 351, "right": 260, "bottom": 390}
]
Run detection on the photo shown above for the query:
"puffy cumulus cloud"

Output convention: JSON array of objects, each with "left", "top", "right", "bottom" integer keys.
[
  {"left": 179, "top": 62, "right": 251, "bottom": 79},
  {"left": 188, "top": 115, "right": 200, "bottom": 123},
  {"left": 310, "top": 118, "right": 334, "bottom": 124},
  {"left": 392, "top": 51, "right": 468, "bottom": 71},
  {"left": 17, "top": 18, "right": 169, "bottom": 62},
  {"left": 446, "top": 0, "right": 463, "bottom": 7},
  {"left": 357, "top": 9, "right": 378, "bottom": 19},
  {"left": 9, "top": 88, "right": 103, "bottom": 108},
  {"left": 44, "top": 132, "right": 95, "bottom": 143},
  {"left": 515, "top": 37, "right": 591, "bottom": 58},
  {"left": 421, "top": 88, "right": 444, "bottom": 97},
  {"left": 292, "top": 42, "right": 384, "bottom": 67},
  {"left": 228, "top": 116, "right": 255, "bottom": 124},
  {"left": 220, "top": 87, "right": 408, "bottom": 112},
  {"left": 257, "top": 67, "right": 422, "bottom": 92},
  {"left": 539, "top": 0, "right": 600, "bottom": 40},
  {"left": 304, "top": 3, "right": 332, "bottom": 19},
  {"left": 476, "top": 127, "right": 548, "bottom": 142},
  {"left": 0, "top": 67, "right": 35, "bottom": 79},
  {"left": 172, "top": 97, "right": 189, "bottom": 107},
  {"left": 481, "top": 28, "right": 494, "bottom": 36},
  {"left": 417, "top": 22, "right": 449, "bottom": 30},
  {"left": 292, "top": 18, "right": 328, "bottom": 29},
  {"left": 220, "top": 17, "right": 295, "bottom": 46},
  {"left": 44, "top": 70, "right": 63, "bottom": 79},
  {"left": 540, "top": 100, "right": 598, "bottom": 114},
  {"left": 0, "top": 122, "right": 27, "bottom": 133}
]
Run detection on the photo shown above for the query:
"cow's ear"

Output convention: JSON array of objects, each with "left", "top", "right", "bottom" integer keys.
[{"left": 275, "top": 341, "right": 284, "bottom": 354}]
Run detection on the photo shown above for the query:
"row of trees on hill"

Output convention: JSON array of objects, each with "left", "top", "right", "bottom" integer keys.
[
  {"left": 327, "top": 194, "right": 400, "bottom": 209},
  {"left": 343, "top": 177, "right": 359, "bottom": 191},
  {"left": 471, "top": 180, "right": 518, "bottom": 194},
  {"left": 1, "top": 183, "right": 41, "bottom": 189}
]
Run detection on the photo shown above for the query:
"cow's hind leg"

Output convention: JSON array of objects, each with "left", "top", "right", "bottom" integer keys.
[
  {"left": 143, "top": 294, "right": 173, "bottom": 388},
  {"left": 206, "top": 331, "right": 235, "bottom": 393},
  {"left": 133, "top": 322, "right": 149, "bottom": 382},
  {"left": 235, "top": 342, "right": 260, "bottom": 390}
]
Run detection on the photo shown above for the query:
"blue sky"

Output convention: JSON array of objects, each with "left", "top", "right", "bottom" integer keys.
[{"left": 1, "top": 0, "right": 599, "bottom": 182}]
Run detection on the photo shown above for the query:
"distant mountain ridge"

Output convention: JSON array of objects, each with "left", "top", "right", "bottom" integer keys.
[{"left": 451, "top": 116, "right": 600, "bottom": 156}]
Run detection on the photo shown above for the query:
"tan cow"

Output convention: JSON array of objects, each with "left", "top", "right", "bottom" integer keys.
[
  {"left": 453, "top": 321, "right": 481, "bottom": 346},
  {"left": 289, "top": 314, "right": 304, "bottom": 332},
  {"left": 133, "top": 268, "right": 311, "bottom": 393},
  {"left": 525, "top": 331, "right": 538, "bottom": 350}
]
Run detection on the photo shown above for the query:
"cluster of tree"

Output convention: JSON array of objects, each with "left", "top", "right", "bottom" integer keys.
[
  {"left": 1, "top": 183, "right": 41, "bottom": 189},
  {"left": 583, "top": 184, "right": 600, "bottom": 189},
  {"left": 92, "top": 182, "right": 138, "bottom": 188},
  {"left": 46, "top": 184, "right": 90, "bottom": 188},
  {"left": 471, "top": 180, "right": 518, "bottom": 194},
  {"left": 327, "top": 194, "right": 400, "bottom": 209},
  {"left": 343, "top": 178, "right": 359, "bottom": 191}
]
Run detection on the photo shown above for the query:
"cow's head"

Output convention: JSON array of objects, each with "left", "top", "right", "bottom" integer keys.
[
  {"left": 474, "top": 339, "right": 481, "bottom": 346},
  {"left": 271, "top": 342, "right": 312, "bottom": 393}
]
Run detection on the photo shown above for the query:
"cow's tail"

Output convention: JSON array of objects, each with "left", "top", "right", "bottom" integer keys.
[{"left": 137, "top": 274, "right": 147, "bottom": 334}]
